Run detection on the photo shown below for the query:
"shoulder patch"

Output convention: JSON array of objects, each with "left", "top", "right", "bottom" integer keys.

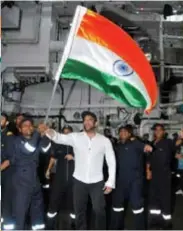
[{"left": 7, "top": 131, "right": 13, "bottom": 136}]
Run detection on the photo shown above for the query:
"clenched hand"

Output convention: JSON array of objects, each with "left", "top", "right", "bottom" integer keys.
[
  {"left": 103, "top": 186, "right": 112, "bottom": 195},
  {"left": 38, "top": 123, "right": 49, "bottom": 135},
  {"left": 144, "top": 145, "right": 152, "bottom": 153},
  {"left": 65, "top": 154, "right": 74, "bottom": 161},
  {"left": 45, "top": 129, "right": 56, "bottom": 139}
]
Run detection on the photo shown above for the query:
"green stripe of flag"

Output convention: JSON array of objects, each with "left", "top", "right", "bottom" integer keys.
[{"left": 62, "top": 58, "right": 147, "bottom": 108}]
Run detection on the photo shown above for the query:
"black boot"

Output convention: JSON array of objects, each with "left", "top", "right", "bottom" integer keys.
[
  {"left": 109, "top": 210, "right": 125, "bottom": 230},
  {"left": 134, "top": 212, "right": 145, "bottom": 230},
  {"left": 162, "top": 220, "right": 172, "bottom": 230},
  {"left": 148, "top": 214, "right": 163, "bottom": 230},
  {"left": 46, "top": 217, "right": 56, "bottom": 230}
]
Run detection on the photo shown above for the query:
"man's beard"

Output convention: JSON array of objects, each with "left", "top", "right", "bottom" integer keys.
[{"left": 84, "top": 126, "right": 95, "bottom": 132}]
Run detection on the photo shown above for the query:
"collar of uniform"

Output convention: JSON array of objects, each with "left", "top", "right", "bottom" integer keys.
[
  {"left": 153, "top": 137, "right": 165, "bottom": 144},
  {"left": 119, "top": 139, "right": 131, "bottom": 144},
  {"left": 20, "top": 134, "right": 32, "bottom": 141}
]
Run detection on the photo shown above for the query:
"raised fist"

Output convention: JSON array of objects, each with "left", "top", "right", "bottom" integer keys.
[
  {"left": 45, "top": 129, "right": 56, "bottom": 139},
  {"left": 65, "top": 154, "right": 74, "bottom": 161},
  {"left": 38, "top": 123, "right": 48, "bottom": 135}
]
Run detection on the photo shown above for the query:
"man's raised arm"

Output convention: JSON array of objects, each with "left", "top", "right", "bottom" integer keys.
[{"left": 45, "top": 128, "right": 74, "bottom": 147}]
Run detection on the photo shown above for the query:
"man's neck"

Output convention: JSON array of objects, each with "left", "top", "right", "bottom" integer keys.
[
  {"left": 23, "top": 135, "right": 32, "bottom": 139},
  {"left": 85, "top": 130, "right": 96, "bottom": 139},
  {"left": 154, "top": 137, "right": 164, "bottom": 143},
  {"left": 120, "top": 139, "right": 128, "bottom": 144}
]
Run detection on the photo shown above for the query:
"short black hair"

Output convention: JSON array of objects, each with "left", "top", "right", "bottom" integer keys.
[
  {"left": 81, "top": 111, "right": 97, "bottom": 122},
  {"left": 62, "top": 125, "right": 73, "bottom": 133},
  {"left": 1, "top": 112, "right": 8, "bottom": 121},
  {"left": 152, "top": 123, "right": 165, "bottom": 131},
  {"left": 172, "top": 133, "right": 178, "bottom": 138},
  {"left": 118, "top": 124, "right": 133, "bottom": 135},
  {"left": 19, "top": 117, "right": 34, "bottom": 127},
  {"left": 125, "top": 124, "right": 134, "bottom": 134},
  {"left": 118, "top": 126, "right": 125, "bottom": 134}
]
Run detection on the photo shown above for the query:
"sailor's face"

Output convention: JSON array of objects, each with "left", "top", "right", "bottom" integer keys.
[
  {"left": 119, "top": 129, "right": 130, "bottom": 141},
  {"left": 16, "top": 115, "right": 24, "bottom": 127},
  {"left": 154, "top": 126, "right": 165, "bottom": 139},
  {"left": 20, "top": 121, "right": 34, "bottom": 136}
]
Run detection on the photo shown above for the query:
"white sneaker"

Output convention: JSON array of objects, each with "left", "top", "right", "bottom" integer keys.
[{"left": 175, "top": 189, "right": 183, "bottom": 195}]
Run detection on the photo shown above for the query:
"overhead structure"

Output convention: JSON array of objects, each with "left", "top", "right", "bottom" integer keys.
[{"left": 1, "top": 1, "right": 183, "bottom": 122}]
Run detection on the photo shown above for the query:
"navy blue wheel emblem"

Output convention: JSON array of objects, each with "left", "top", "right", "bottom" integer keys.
[{"left": 113, "top": 60, "right": 134, "bottom": 77}]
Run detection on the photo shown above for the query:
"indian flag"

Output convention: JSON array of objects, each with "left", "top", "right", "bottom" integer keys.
[{"left": 61, "top": 6, "right": 158, "bottom": 112}]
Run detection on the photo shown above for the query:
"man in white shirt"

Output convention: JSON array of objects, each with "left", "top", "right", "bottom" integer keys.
[{"left": 44, "top": 111, "right": 116, "bottom": 230}]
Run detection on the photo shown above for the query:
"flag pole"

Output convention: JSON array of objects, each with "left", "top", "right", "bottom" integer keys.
[{"left": 44, "top": 6, "right": 82, "bottom": 124}]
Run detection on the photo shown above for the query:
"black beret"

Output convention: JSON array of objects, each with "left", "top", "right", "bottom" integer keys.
[{"left": 81, "top": 111, "right": 97, "bottom": 122}]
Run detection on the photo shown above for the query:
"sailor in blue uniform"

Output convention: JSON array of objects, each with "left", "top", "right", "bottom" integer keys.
[
  {"left": 6, "top": 118, "right": 51, "bottom": 230},
  {"left": 110, "top": 125, "right": 152, "bottom": 230},
  {"left": 1, "top": 113, "right": 14, "bottom": 228},
  {"left": 148, "top": 124, "right": 176, "bottom": 229},
  {"left": 46, "top": 125, "right": 75, "bottom": 229}
]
